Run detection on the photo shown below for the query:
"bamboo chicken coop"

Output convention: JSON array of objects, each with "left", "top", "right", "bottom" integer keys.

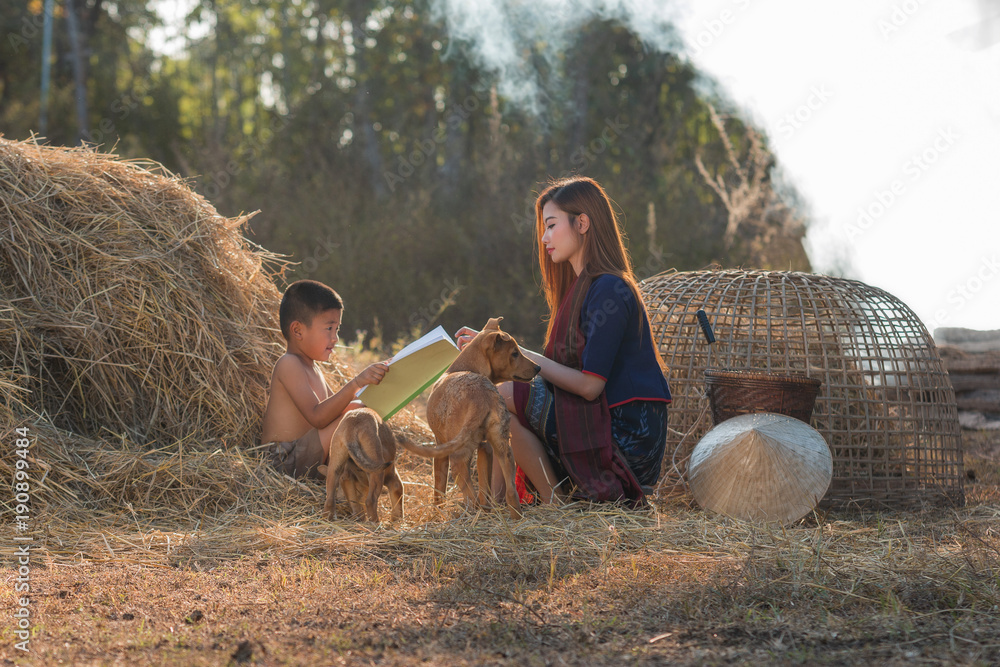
[{"left": 640, "top": 269, "right": 964, "bottom": 508}]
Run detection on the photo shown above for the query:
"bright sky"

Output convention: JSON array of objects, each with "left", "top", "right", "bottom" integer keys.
[{"left": 674, "top": 0, "right": 1000, "bottom": 333}]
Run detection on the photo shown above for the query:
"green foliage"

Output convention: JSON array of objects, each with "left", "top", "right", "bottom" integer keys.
[
  {"left": 1, "top": 0, "right": 160, "bottom": 146},
  {"left": 2, "top": 0, "right": 811, "bottom": 351}
]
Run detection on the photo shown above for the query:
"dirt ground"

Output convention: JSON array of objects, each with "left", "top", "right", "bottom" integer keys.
[{"left": 3, "top": 429, "right": 999, "bottom": 667}]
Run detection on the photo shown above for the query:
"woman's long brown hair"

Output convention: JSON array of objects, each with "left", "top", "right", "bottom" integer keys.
[{"left": 534, "top": 176, "right": 663, "bottom": 367}]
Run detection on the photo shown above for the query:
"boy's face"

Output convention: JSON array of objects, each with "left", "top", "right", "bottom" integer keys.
[{"left": 295, "top": 308, "right": 342, "bottom": 362}]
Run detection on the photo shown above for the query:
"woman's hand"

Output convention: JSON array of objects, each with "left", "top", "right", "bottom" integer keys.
[{"left": 454, "top": 326, "right": 478, "bottom": 351}]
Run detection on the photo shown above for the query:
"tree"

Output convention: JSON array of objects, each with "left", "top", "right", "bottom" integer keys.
[{"left": 1, "top": 0, "right": 814, "bottom": 350}]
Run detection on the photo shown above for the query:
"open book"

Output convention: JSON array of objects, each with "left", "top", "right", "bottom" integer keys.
[{"left": 357, "top": 325, "right": 460, "bottom": 420}]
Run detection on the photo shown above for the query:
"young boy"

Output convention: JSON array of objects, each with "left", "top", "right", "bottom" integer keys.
[{"left": 261, "top": 280, "right": 389, "bottom": 479}]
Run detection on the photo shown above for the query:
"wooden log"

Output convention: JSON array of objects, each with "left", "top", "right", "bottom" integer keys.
[
  {"left": 944, "top": 358, "right": 1000, "bottom": 374},
  {"left": 935, "top": 327, "right": 1000, "bottom": 352},
  {"left": 949, "top": 373, "right": 1000, "bottom": 392},
  {"left": 955, "top": 388, "right": 1000, "bottom": 413},
  {"left": 938, "top": 345, "right": 1000, "bottom": 374},
  {"left": 936, "top": 327, "right": 1000, "bottom": 344}
]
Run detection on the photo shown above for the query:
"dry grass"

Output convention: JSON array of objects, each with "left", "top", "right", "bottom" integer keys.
[
  {"left": 3, "top": 393, "right": 997, "bottom": 666},
  {"left": 1, "top": 136, "right": 285, "bottom": 449},
  {"left": 5, "top": 466, "right": 1000, "bottom": 665},
  {"left": 1, "top": 139, "right": 999, "bottom": 665}
]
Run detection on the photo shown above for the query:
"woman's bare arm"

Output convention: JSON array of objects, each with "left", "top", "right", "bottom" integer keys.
[{"left": 454, "top": 326, "right": 605, "bottom": 401}]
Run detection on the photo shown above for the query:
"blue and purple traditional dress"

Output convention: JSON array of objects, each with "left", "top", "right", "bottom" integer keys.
[{"left": 513, "top": 273, "right": 671, "bottom": 504}]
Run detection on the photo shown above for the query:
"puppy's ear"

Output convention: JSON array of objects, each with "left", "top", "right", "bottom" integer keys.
[
  {"left": 484, "top": 316, "right": 503, "bottom": 331},
  {"left": 492, "top": 332, "right": 508, "bottom": 350}
]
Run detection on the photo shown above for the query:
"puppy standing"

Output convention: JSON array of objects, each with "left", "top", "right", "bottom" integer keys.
[
  {"left": 321, "top": 407, "right": 403, "bottom": 522},
  {"left": 400, "top": 317, "right": 539, "bottom": 518}
]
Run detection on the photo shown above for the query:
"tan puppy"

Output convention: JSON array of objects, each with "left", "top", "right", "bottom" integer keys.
[
  {"left": 320, "top": 407, "right": 403, "bottom": 522},
  {"left": 399, "top": 317, "right": 539, "bottom": 518}
]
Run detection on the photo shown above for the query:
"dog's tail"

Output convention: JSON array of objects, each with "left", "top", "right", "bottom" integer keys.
[
  {"left": 397, "top": 434, "right": 467, "bottom": 459},
  {"left": 347, "top": 432, "right": 391, "bottom": 473}
]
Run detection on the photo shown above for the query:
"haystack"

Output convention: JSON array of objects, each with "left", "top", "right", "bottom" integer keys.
[
  {"left": 0, "top": 137, "right": 380, "bottom": 522},
  {"left": 1, "top": 137, "right": 289, "bottom": 446}
]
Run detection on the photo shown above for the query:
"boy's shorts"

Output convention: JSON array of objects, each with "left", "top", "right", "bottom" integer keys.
[{"left": 266, "top": 429, "right": 326, "bottom": 480}]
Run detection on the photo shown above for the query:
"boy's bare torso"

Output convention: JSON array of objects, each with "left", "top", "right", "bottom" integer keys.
[{"left": 261, "top": 354, "right": 334, "bottom": 444}]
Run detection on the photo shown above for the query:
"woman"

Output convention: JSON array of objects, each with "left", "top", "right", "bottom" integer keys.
[{"left": 457, "top": 176, "right": 671, "bottom": 504}]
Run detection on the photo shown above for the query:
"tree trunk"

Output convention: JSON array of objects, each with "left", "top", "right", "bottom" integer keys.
[
  {"left": 39, "top": 0, "right": 55, "bottom": 137},
  {"left": 65, "top": 0, "right": 89, "bottom": 144},
  {"left": 209, "top": 0, "right": 222, "bottom": 146},
  {"left": 349, "top": 0, "right": 387, "bottom": 199}
]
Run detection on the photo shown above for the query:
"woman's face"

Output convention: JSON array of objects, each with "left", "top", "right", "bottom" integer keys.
[{"left": 541, "top": 200, "right": 586, "bottom": 274}]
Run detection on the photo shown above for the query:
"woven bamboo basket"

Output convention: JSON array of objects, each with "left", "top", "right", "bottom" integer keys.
[
  {"left": 640, "top": 269, "right": 963, "bottom": 509},
  {"left": 704, "top": 369, "right": 822, "bottom": 425}
]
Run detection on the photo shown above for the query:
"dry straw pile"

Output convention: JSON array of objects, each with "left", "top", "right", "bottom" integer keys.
[
  {"left": 1, "top": 136, "right": 284, "bottom": 446},
  {"left": 0, "top": 137, "right": 433, "bottom": 536}
]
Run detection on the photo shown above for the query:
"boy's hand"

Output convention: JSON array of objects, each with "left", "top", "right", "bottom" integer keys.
[
  {"left": 454, "top": 326, "right": 479, "bottom": 351},
  {"left": 355, "top": 361, "right": 390, "bottom": 388}
]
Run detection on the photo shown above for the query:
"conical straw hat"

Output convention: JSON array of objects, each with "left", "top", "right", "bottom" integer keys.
[{"left": 687, "top": 412, "right": 832, "bottom": 524}]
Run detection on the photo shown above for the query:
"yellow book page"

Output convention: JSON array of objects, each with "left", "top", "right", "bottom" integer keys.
[{"left": 358, "top": 326, "right": 459, "bottom": 420}]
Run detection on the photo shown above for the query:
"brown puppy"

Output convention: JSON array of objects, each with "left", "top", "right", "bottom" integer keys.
[
  {"left": 320, "top": 407, "right": 403, "bottom": 522},
  {"left": 399, "top": 317, "right": 539, "bottom": 518}
]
